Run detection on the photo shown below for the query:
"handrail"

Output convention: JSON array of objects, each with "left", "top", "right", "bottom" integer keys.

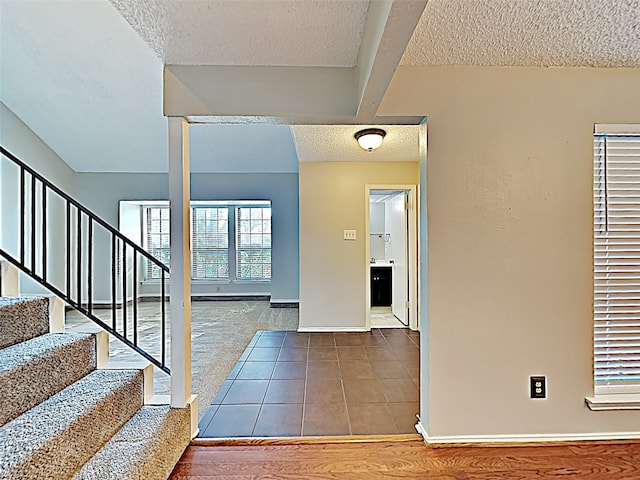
[
  {"left": 1, "top": 147, "right": 168, "bottom": 267},
  {"left": 0, "top": 146, "right": 170, "bottom": 374}
]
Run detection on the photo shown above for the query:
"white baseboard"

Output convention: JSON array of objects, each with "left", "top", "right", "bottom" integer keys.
[
  {"left": 298, "top": 326, "right": 369, "bottom": 332},
  {"left": 416, "top": 421, "right": 640, "bottom": 444}
]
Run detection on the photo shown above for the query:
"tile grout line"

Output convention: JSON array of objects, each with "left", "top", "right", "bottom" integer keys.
[
  {"left": 300, "top": 334, "right": 310, "bottom": 436},
  {"left": 334, "top": 333, "right": 354, "bottom": 436},
  {"left": 199, "top": 328, "right": 420, "bottom": 437},
  {"left": 250, "top": 331, "right": 283, "bottom": 436}
]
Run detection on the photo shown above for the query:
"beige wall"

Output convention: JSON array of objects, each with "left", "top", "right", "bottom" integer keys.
[
  {"left": 299, "top": 161, "right": 419, "bottom": 331},
  {"left": 380, "top": 67, "right": 640, "bottom": 439}
]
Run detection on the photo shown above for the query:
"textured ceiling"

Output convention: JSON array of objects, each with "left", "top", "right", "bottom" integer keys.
[
  {"left": 110, "top": 0, "right": 370, "bottom": 66},
  {"left": 2, "top": 0, "right": 637, "bottom": 175},
  {"left": 292, "top": 125, "right": 420, "bottom": 163},
  {"left": 402, "top": 0, "right": 640, "bottom": 67}
]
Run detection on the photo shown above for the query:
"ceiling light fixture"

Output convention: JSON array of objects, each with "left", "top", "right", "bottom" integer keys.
[{"left": 354, "top": 128, "right": 386, "bottom": 152}]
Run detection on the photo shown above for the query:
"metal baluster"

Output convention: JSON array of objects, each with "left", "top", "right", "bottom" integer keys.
[
  {"left": 31, "top": 175, "right": 36, "bottom": 275},
  {"left": 42, "top": 183, "right": 47, "bottom": 282},
  {"left": 20, "top": 168, "right": 25, "bottom": 264},
  {"left": 161, "top": 269, "right": 166, "bottom": 368},
  {"left": 77, "top": 207, "right": 82, "bottom": 309},
  {"left": 122, "top": 241, "right": 127, "bottom": 339},
  {"left": 88, "top": 218, "right": 93, "bottom": 316},
  {"left": 133, "top": 252, "right": 138, "bottom": 346},
  {"left": 111, "top": 235, "right": 117, "bottom": 331},
  {"left": 66, "top": 202, "right": 71, "bottom": 297}
]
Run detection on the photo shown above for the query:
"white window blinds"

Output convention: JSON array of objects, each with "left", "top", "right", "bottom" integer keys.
[
  {"left": 593, "top": 128, "right": 640, "bottom": 394},
  {"left": 191, "top": 207, "right": 229, "bottom": 279},
  {"left": 145, "top": 207, "right": 170, "bottom": 280},
  {"left": 236, "top": 206, "right": 272, "bottom": 280}
]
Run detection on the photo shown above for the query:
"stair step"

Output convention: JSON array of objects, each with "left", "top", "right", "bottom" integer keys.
[
  {"left": 0, "top": 332, "right": 97, "bottom": 427},
  {"left": 0, "top": 369, "right": 143, "bottom": 480},
  {"left": 0, "top": 296, "right": 49, "bottom": 349},
  {"left": 72, "top": 405, "right": 191, "bottom": 480}
]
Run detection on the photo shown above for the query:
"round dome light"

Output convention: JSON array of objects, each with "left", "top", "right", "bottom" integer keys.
[{"left": 354, "top": 128, "right": 386, "bottom": 152}]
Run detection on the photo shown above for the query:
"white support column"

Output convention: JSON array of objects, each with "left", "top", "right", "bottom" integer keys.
[{"left": 168, "top": 117, "right": 192, "bottom": 408}]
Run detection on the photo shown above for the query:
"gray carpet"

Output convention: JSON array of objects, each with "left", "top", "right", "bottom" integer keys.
[{"left": 65, "top": 300, "right": 298, "bottom": 419}]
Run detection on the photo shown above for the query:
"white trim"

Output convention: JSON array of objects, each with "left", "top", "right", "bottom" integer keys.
[
  {"left": 415, "top": 420, "right": 427, "bottom": 439},
  {"left": 189, "top": 394, "right": 199, "bottom": 439},
  {"left": 102, "top": 360, "right": 154, "bottom": 404},
  {"left": 585, "top": 394, "right": 640, "bottom": 411},
  {"left": 0, "top": 260, "right": 19, "bottom": 295},
  {"left": 147, "top": 393, "right": 199, "bottom": 439},
  {"left": 595, "top": 124, "right": 640, "bottom": 134},
  {"left": 420, "top": 430, "right": 640, "bottom": 445},
  {"left": 364, "top": 184, "right": 419, "bottom": 332},
  {"left": 270, "top": 298, "right": 300, "bottom": 304},
  {"left": 190, "top": 292, "right": 270, "bottom": 298},
  {"left": 298, "top": 326, "right": 369, "bottom": 333},
  {"left": 595, "top": 384, "right": 640, "bottom": 395}
]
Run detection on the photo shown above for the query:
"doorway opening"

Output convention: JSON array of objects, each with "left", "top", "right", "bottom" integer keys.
[{"left": 366, "top": 185, "right": 418, "bottom": 331}]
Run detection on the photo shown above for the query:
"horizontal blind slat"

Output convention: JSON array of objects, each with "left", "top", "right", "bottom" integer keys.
[{"left": 594, "top": 133, "right": 640, "bottom": 389}]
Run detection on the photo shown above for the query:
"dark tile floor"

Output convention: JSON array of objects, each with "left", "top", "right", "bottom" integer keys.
[{"left": 198, "top": 328, "right": 420, "bottom": 437}]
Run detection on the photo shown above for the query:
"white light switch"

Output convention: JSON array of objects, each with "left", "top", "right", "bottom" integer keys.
[{"left": 344, "top": 229, "right": 357, "bottom": 240}]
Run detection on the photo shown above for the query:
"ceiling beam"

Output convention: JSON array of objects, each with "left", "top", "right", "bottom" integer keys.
[
  {"left": 163, "top": 1, "right": 428, "bottom": 126},
  {"left": 164, "top": 65, "right": 357, "bottom": 118},
  {"left": 354, "top": 0, "right": 428, "bottom": 121}
]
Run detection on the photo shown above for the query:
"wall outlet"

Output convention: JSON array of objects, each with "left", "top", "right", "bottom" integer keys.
[
  {"left": 530, "top": 376, "right": 546, "bottom": 399},
  {"left": 343, "top": 229, "right": 357, "bottom": 240}
]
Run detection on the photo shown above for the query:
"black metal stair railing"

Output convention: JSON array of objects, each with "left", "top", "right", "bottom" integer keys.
[{"left": 0, "top": 146, "right": 170, "bottom": 374}]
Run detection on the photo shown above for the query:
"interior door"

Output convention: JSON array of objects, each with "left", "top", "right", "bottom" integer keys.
[{"left": 390, "top": 192, "right": 408, "bottom": 325}]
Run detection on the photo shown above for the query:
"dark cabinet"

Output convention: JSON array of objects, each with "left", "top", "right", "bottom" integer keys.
[{"left": 371, "top": 266, "right": 392, "bottom": 306}]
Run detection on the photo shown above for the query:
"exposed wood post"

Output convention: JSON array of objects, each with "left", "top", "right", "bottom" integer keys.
[{"left": 168, "top": 117, "right": 192, "bottom": 408}]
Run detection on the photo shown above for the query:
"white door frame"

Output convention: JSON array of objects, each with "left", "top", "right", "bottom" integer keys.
[{"left": 365, "top": 184, "right": 419, "bottom": 331}]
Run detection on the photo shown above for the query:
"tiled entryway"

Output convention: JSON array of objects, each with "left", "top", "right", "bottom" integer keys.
[{"left": 198, "top": 329, "right": 420, "bottom": 437}]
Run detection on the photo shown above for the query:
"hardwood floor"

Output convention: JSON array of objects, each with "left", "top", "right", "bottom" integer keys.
[{"left": 169, "top": 438, "right": 640, "bottom": 479}]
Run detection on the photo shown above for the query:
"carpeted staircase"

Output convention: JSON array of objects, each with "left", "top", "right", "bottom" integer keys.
[{"left": 0, "top": 296, "right": 191, "bottom": 480}]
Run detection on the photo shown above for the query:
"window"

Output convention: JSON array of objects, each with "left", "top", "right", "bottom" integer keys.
[
  {"left": 192, "top": 207, "right": 229, "bottom": 279},
  {"left": 142, "top": 201, "right": 271, "bottom": 283},
  {"left": 145, "top": 207, "right": 170, "bottom": 280},
  {"left": 236, "top": 206, "right": 272, "bottom": 280},
  {"left": 593, "top": 125, "right": 640, "bottom": 396}
]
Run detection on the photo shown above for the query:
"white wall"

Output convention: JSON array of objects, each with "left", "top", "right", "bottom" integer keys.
[
  {"left": 369, "top": 202, "right": 385, "bottom": 260},
  {"left": 381, "top": 67, "right": 640, "bottom": 440},
  {"left": 299, "top": 162, "right": 419, "bottom": 331},
  {"left": 385, "top": 193, "right": 405, "bottom": 264},
  {"left": 0, "top": 102, "right": 76, "bottom": 295},
  {"left": 74, "top": 172, "right": 299, "bottom": 303}
]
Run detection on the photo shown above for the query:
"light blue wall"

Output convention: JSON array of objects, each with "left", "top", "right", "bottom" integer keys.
[
  {"left": 191, "top": 173, "right": 299, "bottom": 302},
  {"left": 0, "top": 102, "right": 76, "bottom": 295},
  {"left": 74, "top": 172, "right": 300, "bottom": 302},
  {"left": 1, "top": 106, "right": 300, "bottom": 302},
  {"left": 190, "top": 124, "right": 298, "bottom": 174}
]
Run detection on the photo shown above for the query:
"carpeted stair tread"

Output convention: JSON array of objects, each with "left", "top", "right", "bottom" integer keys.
[
  {"left": 0, "top": 332, "right": 97, "bottom": 426},
  {"left": 72, "top": 405, "right": 191, "bottom": 480},
  {"left": 0, "top": 369, "right": 143, "bottom": 480},
  {"left": 0, "top": 296, "right": 49, "bottom": 349}
]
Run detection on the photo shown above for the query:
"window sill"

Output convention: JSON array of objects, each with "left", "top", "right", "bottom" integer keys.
[
  {"left": 141, "top": 279, "right": 271, "bottom": 285},
  {"left": 141, "top": 279, "right": 231, "bottom": 285},
  {"left": 585, "top": 394, "right": 640, "bottom": 411}
]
